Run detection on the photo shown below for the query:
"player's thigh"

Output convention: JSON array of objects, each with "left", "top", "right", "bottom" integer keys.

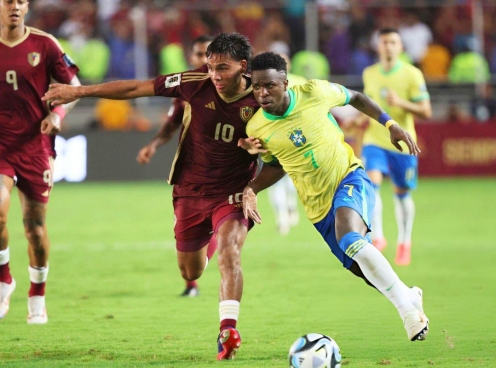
[
  {"left": 212, "top": 193, "right": 251, "bottom": 252},
  {"left": 18, "top": 190, "right": 48, "bottom": 222},
  {"left": 332, "top": 169, "right": 375, "bottom": 240},
  {"left": 312, "top": 170, "right": 372, "bottom": 269},
  {"left": 386, "top": 151, "right": 418, "bottom": 191},
  {"left": 172, "top": 189, "right": 214, "bottom": 253},
  {"left": 362, "top": 145, "right": 389, "bottom": 183},
  {"left": 0, "top": 159, "right": 16, "bottom": 219},
  {"left": 14, "top": 156, "right": 54, "bottom": 206},
  {"left": 314, "top": 212, "right": 354, "bottom": 269}
]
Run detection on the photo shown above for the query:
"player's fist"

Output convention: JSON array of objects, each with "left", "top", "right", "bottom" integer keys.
[
  {"left": 137, "top": 144, "right": 156, "bottom": 164},
  {"left": 40, "top": 113, "right": 61, "bottom": 135},
  {"left": 386, "top": 89, "right": 400, "bottom": 107}
]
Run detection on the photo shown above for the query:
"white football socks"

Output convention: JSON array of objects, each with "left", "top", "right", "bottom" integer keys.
[
  {"left": 353, "top": 243, "right": 415, "bottom": 318},
  {"left": 372, "top": 187, "right": 384, "bottom": 240},
  {"left": 28, "top": 264, "right": 49, "bottom": 284},
  {"left": 219, "top": 300, "right": 240, "bottom": 322},
  {"left": 394, "top": 194, "right": 415, "bottom": 245},
  {"left": 0, "top": 247, "right": 9, "bottom": 266}
]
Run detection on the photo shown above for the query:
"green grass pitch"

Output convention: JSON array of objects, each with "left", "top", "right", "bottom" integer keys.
[{"left": 1, "top": 178, "right": 495, "bottom": 367}]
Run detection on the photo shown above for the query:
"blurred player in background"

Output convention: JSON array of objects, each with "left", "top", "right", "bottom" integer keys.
[
  {"left": 243, "top": 52, "right": 429, "bottom": 342},
  {"left": 266, "top": 52, "right": 306, "bottom": 235},
  {"left": 361, "top": 28, "right": 431, "bottom": 265},
  {"left": 44, "top": 32, "right": 262, "bottom": 360},
  {"left": 137, "top": 35, "right": 213, "bottom": 297},
  {"left": 0, "top": 0, "right": 80, "bottom": 324}
]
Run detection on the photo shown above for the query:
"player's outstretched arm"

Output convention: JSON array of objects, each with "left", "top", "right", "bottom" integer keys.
[
  {"left": 243, "top": 164, "right": 286, "bottom": 224},
  {"left": 347, "top": 89, "right": 421, "bottom": 156},
  {"left": 41, "top": 75, "right": 82, "bottom": 135},
  {"left": 42, "top": 79, "right": 156, "bottom": 106}
]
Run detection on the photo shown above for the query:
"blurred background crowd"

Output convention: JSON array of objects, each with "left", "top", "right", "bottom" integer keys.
[{"left": 24, "top": 0, "right": 496, "bottom": 129}]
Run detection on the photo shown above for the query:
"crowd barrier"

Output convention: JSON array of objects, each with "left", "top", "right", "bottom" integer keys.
[
  {"left": 416, "top": 121, "right": 496, "bottom": 176},
  {"left": 55, "top": 123, "right": 496, "bottom": 183}
]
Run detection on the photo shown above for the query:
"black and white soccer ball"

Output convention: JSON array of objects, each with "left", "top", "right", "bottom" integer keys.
[{"left": 288, "top": 333, "right": 342, "bottom": 368}]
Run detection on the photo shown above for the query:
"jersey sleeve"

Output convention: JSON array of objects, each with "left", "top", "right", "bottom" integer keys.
[
  {"left": 409, "top": 68, "right": 430, "bottom": 102},
  {"left": 47, "top": 37, "right": 79, "bottom": 84},
  {"left": 311, "top": 80, "right": 350, "bottom": 109},
  {"left": 154, "top": 65, "right": 208, "bottom": 102}
]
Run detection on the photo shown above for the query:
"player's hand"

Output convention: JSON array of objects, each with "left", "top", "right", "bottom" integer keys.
[
  {"left": 243, "top": 185, "right": 262, "bottom": 224},
  {"left": 40, "top": 113, "right": 61, "bottom": 135},
  {"left": 238, "top": 137, "right": 267, "bottom": 155},
  {"left": 42, "top": 83, "right": 79, "bottom": 106},
  {"left": 137, "top": 144, "right": 157, "bottom": 164},
  {"left": 389, "top": 123, "right": 421, "bottom": 156},
  {"left": 386, "top": 89, "right": 401, "bottom": 107}
]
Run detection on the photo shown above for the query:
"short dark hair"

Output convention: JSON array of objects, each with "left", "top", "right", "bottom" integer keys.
[
  {"left": 251, "top": 52, "right": 287, "bottom": 74},
  {"left": 192, "top": 35, "right": 214, "bottom": 47},
  {"left": 206, "top": 33, "right": 253, "bottom": 66},
  {"left": 378, "top": 28, "right": 400, "bottom": 36}
]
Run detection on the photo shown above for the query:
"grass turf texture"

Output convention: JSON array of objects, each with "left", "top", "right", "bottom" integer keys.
[{"left": 1, "top": 178, "right": 495, "bottom": 367}]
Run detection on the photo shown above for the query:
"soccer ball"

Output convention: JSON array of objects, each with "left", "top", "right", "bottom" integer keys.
[{"left": 288, "top": 333, "right": 342, "bottom": 368}]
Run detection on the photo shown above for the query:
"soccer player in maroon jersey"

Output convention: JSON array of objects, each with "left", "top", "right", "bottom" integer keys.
[
  {"left": 44, "top": 32, "right": 261, "bottom": 360},
  {"left": 137, "top": 34, "right": 214, "bottom": 298},
  {"left": 0, "top": 0, "right": 81, "bottom": 324}
]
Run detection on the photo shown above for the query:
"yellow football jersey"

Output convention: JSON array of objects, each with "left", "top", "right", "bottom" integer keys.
[
  {"left": 247, "top": 80, "right": 362, "bottom": 223},
  {"left": 362, "top": 61, "right": 429, "bottom": 152}
]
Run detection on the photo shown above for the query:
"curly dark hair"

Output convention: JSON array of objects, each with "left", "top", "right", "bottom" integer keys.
[
  {"left": 251, "top": 52, "right": 287, "bottom": 74},
  {"left": 206, "top": 33, "right": 253, "bottom": 66}
]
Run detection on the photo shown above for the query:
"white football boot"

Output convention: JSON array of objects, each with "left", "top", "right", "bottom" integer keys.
[
  {"left": 404, "top": 286, "right": 429, "bottom": 341},
  {"left": 27, "top": 295, "right": 48, "bottom": 324},
  {"left": 0, "top": 278, "right": 16, "bottom": 319}
]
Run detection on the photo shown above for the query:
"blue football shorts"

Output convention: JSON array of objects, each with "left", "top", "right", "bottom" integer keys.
[
  {"left": 361, "top": 145, "right": 418, "bottom": 190},
  {"left": 313, "top": 169, "right": 375, "bottom": 269}
]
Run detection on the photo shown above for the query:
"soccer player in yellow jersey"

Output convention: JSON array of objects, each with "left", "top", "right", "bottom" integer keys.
[
  {"left": 362, "top": 28, "right": 432, "bottom": 265},
  {"left": 242, "top": 52, "right": 429, "bottom": 342}
]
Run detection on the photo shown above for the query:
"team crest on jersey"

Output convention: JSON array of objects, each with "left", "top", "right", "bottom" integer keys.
[
  {"left": 28, "top": 52, "right": 41, "bottom": 67},
  {"left": 240, "top": 106, "right": 254, "bottom": 122},
  {"left": 288, "top": 128, "right": 306, "bottom": 147},
  {"left": 380, "top": 87, "right": 388, "bottom": 99}
]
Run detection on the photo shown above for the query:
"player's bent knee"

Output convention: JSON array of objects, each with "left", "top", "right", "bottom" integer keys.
[
  {"left": 24, "top": 224, "right": 46, "bottom": 246},
  {"left": 179, "top": 265, "right": 204, "bottom": 282},
  {"left": 338, "top": 232, "right": 368, "bottom": 259}
]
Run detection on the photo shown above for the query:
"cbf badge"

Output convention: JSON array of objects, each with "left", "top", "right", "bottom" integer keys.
[
  {"left": 28, "top": 52, "right": 41, "bottom": 67},
  {"left": 240, "top": 106, "right": 254, "bottom": 122},
  {"left": 288, "top": 129, "right": 306, "bottom": 147}
]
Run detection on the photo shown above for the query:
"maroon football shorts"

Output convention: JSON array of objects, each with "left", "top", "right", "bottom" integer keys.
[
  {"left": 0, "top": 155, "right": 54, "bottom": 204},
  {"left": 172, "top": 185, "right": 253, "bottom": 253}
]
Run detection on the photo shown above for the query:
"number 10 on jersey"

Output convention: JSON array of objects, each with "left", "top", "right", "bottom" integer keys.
[{"left": 215, "top": 123, "right": 234, "bottom": 142}]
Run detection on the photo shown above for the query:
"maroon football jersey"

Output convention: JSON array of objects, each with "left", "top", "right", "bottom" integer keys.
[
  {"left": 154, "top": 65, "right": 259, "bottom": 196},
  {"left": 167, "top": 98, "right": 186, "bottom": 128},
  {"left": 0, "top": 27, "right": 79, "bottom": 156}
]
